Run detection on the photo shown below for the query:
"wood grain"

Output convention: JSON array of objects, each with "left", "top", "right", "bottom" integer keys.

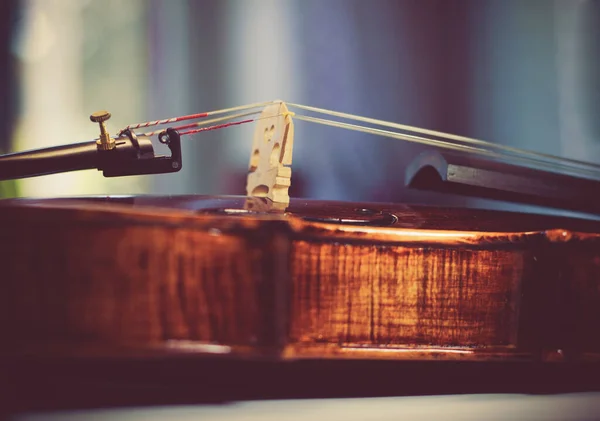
[
  {"left": 0, "top": 196, "right": 599, "bottom": 363},
  {"left": 0, "top": 201, "right": 290, "bottom": 358},
  {"left": 288, "top": 243, "right": 524, "bottom": 353}
]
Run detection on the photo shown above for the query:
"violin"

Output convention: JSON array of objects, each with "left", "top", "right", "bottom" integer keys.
[{"left": 1, "top": 101, "right": 599, "bottom": 411}]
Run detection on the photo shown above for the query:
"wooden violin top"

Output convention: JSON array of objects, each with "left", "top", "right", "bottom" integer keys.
[{"left": 5, "top": 194, "right": 600, "bottom": 232}]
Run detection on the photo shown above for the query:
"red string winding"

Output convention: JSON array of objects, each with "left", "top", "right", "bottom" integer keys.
[{"left": 177, "top": 119, "right": 255, "bottom": 136}]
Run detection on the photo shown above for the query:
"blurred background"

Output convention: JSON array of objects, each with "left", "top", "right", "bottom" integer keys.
[
  {"left": 0, "top": 0, "right": 599, "bottom": 206},
  {"left": 3, "top": 2, "right": 600, "bottom": 419}
]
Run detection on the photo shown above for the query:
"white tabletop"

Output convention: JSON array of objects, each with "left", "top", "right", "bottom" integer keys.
[{"left": 13, "top": 393, "right": 600, "bottom": 421}]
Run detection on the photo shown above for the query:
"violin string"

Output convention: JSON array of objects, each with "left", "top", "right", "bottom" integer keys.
[
  {"left": 142, "top": 110, "right": 263, "bottom": 136},
  {"left": 158, "top": 112, "right": 290, "bottom": 137},
  {"left": 120, "top": 100, "right": 282, "bottom": 134},
  {"left": 120, "top": 112, "right": 211, "bottom": 134},
  {"left": 178, "top": 119, "right": 256, "bottom": 136},
  {"left": 166, "top": 106, "right": 593, "bottom": 177},
  {"left": 292, "top": 114, "right": 600, "bottom": 178},
  {"left": 293, "top": 114, "right": 483, "bottom": 154},
  {"left": 286, "top": 102, "right": 600, "bottom": 172},
  {"left": 178, "top": 112, "right": 297, "bottom": 136},
  {"left": 122, "top": 100, "right": 600, "bottom": 178}
]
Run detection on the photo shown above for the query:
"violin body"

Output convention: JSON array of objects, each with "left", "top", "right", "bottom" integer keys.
[
  {"left": 1, "top": 195, "right": 599, "bottom": 364},
  {"left": 3, "top": 103, "right": 600, "bottom": 413}
]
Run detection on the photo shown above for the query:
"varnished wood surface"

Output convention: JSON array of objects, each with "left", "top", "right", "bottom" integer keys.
[
  {"left": 0, "top": 198, "right": 290, "bottom": 359},
  {"left": 288, "top": 244, "right": 523, "bottom": 355},
  {"left": 22, "top": 193, "right": 600, "bottom": 232},
  {"left": 0, "top": 195, "right": 599, "bottom": 364}
]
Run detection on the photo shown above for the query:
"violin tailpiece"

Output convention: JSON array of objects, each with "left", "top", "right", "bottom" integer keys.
[{"left": 245, "top": 101, "right": 294, "bottom": 207}]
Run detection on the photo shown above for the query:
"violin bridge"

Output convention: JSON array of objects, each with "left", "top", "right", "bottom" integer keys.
[{"left": 245, "top": 101, "right": 294, "bottom": 208}]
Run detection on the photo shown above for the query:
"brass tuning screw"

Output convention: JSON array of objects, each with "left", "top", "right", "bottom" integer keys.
[{"left": 90, "top": 110, "right": 116, "bottom": 151}]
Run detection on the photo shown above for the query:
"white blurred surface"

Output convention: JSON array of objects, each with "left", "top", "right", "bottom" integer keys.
[{"left": 13, "top": 393, "right": 600, "bottom": 421}]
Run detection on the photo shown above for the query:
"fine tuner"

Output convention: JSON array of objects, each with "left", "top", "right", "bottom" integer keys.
[{"left": 90, "top": 110, "right": 116, "bottom": 151}]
